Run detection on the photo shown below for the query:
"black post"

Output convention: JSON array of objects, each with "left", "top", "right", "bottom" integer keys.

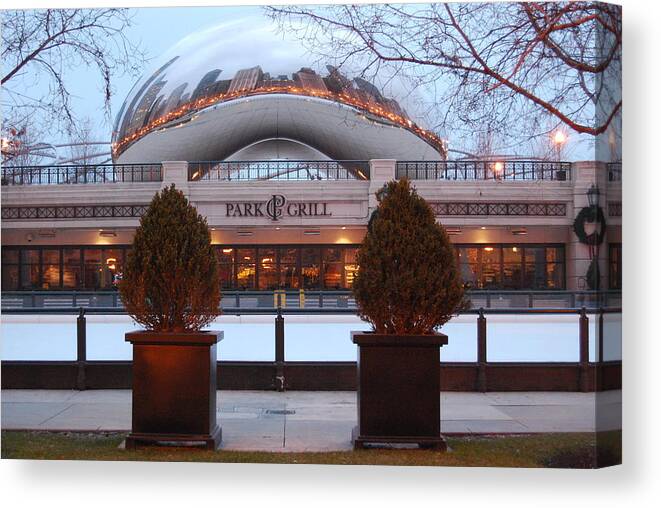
[
  {"left": 579, "top": 307, "right": 590, "bottom": 392},
  {"left": 76, "top": 307, "right": 87, "bottom": 390},
  {"left": 598, "top": 307, "right": 605, "bottom": 390},
  {"left": 477, "top": 308, "right": 487, "bottom": 392},
  {"left": 275, "top": 305, "right": 285, "bottom": 391}
]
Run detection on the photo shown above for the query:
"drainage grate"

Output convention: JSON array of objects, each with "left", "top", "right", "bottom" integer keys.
[{"left": 265, "top": 409, "right": 296, "bottom": 415}]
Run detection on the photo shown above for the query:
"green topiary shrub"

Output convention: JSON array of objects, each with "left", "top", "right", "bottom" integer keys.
[
  {"left": 353, "top": 178, "right": 468, "bottom": 334},
  {"left": 119, "top": 184, "right": 220, "bottom": 332}
]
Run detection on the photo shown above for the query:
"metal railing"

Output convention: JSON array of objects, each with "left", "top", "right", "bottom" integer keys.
[
  {"left": 1, "top": 163, "right": 163, "bottom": 185},
  {"left": 608, "top": 162, "right": 622, "bottom": 182},
  {"left": 396, "top": 160, "right": 572, "bottom": 181},
  {"left": 188, "top": 160, "right": 370, "bottom": 181},
  {"left": 1, "top": 289, "right": 622, "bottom": 314}
]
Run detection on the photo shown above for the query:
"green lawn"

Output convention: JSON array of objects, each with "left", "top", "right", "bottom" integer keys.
[{"left": 1, "top": 431, "right": 621, "bottom": 468}]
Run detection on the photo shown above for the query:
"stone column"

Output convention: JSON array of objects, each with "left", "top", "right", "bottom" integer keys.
[
  {"left": 368, "top": 159, "right": 396, "bottom": 213},
  {"left": 567, "top": 161, "right": 609, "bottom": 291},
  {"left": 161, "top": 161, "right": 190, "bottom": 195}
]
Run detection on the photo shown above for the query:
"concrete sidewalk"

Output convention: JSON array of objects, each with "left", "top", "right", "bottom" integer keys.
[{"left": 1, "top": 390, "right": 621, "bottom": 452}]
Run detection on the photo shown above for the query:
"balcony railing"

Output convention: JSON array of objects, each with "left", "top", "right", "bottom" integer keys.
[
  {"left": 1, "top": 289, "right": 622, "bottom": 313},
  {"left": 188, "top": 160, "right": 370, "bottom": 181},
  {"left": 1, "top": 164, "right": 162, "bottom": 185},
  {"left": 396, "top": 160, "right": 572, "bottom": 181}
]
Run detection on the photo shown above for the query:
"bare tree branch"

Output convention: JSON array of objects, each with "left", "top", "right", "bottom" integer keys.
[{"left": 266, "top": 2, "right": 622, "bottom": 144}]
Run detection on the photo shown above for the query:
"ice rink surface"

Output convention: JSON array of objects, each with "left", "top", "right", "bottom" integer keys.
[{"left": 1, "top": 313, "right": 622, "bottom": 363}]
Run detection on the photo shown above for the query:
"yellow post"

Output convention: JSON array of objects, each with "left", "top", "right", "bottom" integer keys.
[{"left": 299, "top": 289, "right": 305, "bottom": 309}]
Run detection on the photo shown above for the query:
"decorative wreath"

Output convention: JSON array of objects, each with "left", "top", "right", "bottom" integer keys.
[{"left": 573, "top": 206, "right": 607, "bottom": 246}]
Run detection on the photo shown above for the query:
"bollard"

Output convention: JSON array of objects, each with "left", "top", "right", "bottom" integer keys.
[
  {"left": 579, "top": 307, "right": 590, "bottom": 392},
  {"left": 274, "top": 305, "right": 285, "bottom": 391},
  {"left": 76, "top": 307, "right": 87, "bottom": 390},
  {"left": 477, "top": 308, "right": 487, "bottom": 392}
]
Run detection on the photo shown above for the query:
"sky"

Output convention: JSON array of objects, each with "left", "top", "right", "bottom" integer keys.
[{"left": 2, "top": 1, "right": 596, "bottom": 161}]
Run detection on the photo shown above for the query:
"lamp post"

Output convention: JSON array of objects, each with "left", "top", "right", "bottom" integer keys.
[
  {"left": 587, "top": 184, "right": 600, "bottom": 208},
  {"left": 552, "top": 130, "right": 567, "bottom": 161},
  {"left": 586, "top": 184, "right": 601, "bottom": 290}
]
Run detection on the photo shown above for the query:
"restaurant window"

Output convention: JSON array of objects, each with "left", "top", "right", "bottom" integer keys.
[
  {"left": 545, "top": 247, "right": 565, "bottom": 289},
  {"left": 63, "top": 248, "right": 82, "bottom": 288},
  {"left": 42, "top": 249, "right": 61, "bottom": 289},
  {"left": 456, "top": 247, "right": 479, "bottom": 289},
  {"left": 83, "top": 249, "right": 103, "bottom": 289},
  {"left": 1, "top": 248, "right": 20, "bottom": 290},
  {"left": 301, "top": 247, "right": 320, "bottom": 289},
  {"left": 480, "top": 246, "right": 501, "bottom": 289},
  {"left": 609, "top": 244, "right": 622, "bottom": 289},
  {"left": 236, "top": 248, "right": 256, "bottom": 289},
  {"left": 258, "top": 247, "right": 278, "bottom": 290},
  {"left": 502, "top": 246, "right": 523, "bottom": 289},
  {"left": 20, "top": 249, "right": 40, "bottom": 289},
  {"left": 344, "top": 248, "right": 359, "bottom": 288},
  {"left": 217, "top": 247, "right": 235, "bottom": 289},
  {"left": 323, "top": 247, "right": 343, "bottom": 289},
  {"left": 523, "top": 247, "right": 547, "bottom": 289},
  {"left": 102, "top": 248, "right": 123, "bottom": 288},
  {"left": 279, "top": 247, "right": 299, "bottom": 289}
]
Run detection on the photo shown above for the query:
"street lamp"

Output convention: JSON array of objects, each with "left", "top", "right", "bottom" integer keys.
[
  {"left": 552, "top": 130, "right": 567, "bottom": 161},
  {"left": 587, "top": 184, "right": 600, "bottom": 208}
]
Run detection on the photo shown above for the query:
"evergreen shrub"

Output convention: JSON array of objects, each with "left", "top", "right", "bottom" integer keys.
[
  {"left": 119, "top": 184, "right": 220, "bottom": 331},
  {"left": 353, "top": 178, "right": 468, "bottom": 334}
]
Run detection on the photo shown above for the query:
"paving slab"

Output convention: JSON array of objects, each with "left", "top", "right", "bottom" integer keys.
[
  {"left": 1, "top": 402, "right": 73, "bottom": 428},
  {"left": 1, "top": 390, "right": 621, "bottom": 451}
]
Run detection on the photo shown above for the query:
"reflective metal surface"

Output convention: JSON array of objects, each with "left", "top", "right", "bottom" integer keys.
[{"left": 111, "top": 20, "right": 446, "bottom": 162}]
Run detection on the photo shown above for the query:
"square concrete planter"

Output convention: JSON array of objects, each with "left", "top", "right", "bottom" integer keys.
[
  {"left": 351, "top": 331, "right": 448, "bottom": 450},
  {"left": 124, "top": 330, "right": 223, "bottom": 450}
]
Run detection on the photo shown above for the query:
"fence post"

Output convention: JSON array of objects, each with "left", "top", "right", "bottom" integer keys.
[
  {"left": 477, "top": 308, "right": 487, "bottom": 392},
  {"left": 76, "top": 307, "right": 87, "bottom": 390},
  {"left": 274, "top": 305, "right": 285, "bottom": 392},
  {"left": 579, "top": 307, "right": 590, "bottom": 392},
  {"left": 598, "top": 308, "right": 605, "bottom": 390}
]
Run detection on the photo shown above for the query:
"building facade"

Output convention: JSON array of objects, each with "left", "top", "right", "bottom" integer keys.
[{"left": 1, "top": 159, "right": 622, "bottom": 301}]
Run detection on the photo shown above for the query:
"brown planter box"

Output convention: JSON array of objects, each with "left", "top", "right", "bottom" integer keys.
[
  {"left": 124, "top": 330, "right": 223, "bottom": 450},
  {"left": 351, "top": 331, "right": 448, "bottom": 450}
]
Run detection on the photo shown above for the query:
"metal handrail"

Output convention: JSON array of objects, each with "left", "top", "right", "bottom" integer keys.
[
  {"left": 1, "top": 163, "right": 163, "bottom": 185},
  {"left": 396, "top": 160, "right": 572, "bottom": 181},
  {"left": 1, "top": 289, "right": 622, "bottom": 314},
  {"left": 188, "top": 160, "right": 370, "bottom": 181}
]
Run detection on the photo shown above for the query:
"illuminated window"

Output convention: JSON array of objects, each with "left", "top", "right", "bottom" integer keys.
[
  {"left": 236, "top": 248, "right": 256, "bottom": 289},
  {"left": 258, "top": 247, "right": 277, "bottom": 290}
]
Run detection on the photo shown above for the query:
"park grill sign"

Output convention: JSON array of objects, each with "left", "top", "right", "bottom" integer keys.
[{"left": 225, "top": 194, "right": 332, "bottom": 221}]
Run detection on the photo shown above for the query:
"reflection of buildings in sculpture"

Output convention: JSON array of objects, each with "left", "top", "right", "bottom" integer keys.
[
  {"left": 114, "top": 56, "right": 179, "bottom": 140},
  {"left": 325, "top": 65, "right": 352, "bottom": 93},
  {"left": 353, "top": 77, "right": 385, "bottom": 105},
  {"left": 205, "top": 79, "right": 232, "bottom": 97},
  {"left": 161, "top": 83, "right": 188, "bottom": 117},
  {"left": 263, "top": 74, "right": 293, "bottom": 88},
  {"left": 192, "top": 69, "right": 222, "bottom": 101},
  {"left": 293, "top": 68, "right": 327, "bottom": 92},
  {"left": 128, "top": 79, "right": 167, "bottom": 134},
  {"left": 228, "top": 66, "right": 264, "bottom": 93}
]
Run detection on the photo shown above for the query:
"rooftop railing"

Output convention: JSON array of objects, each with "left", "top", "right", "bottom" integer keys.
[
  {"left": 396, "top": 160, "right": 572, "bottom": 181},
  {"left": 188, "top": 160, "right": 370, "bottom": 181},
  {"left": 1, "top": 289, "right": 622, "bottom": 314},
  {"left": 0, "top": 163, "right": 162, "bottom": 185}
]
